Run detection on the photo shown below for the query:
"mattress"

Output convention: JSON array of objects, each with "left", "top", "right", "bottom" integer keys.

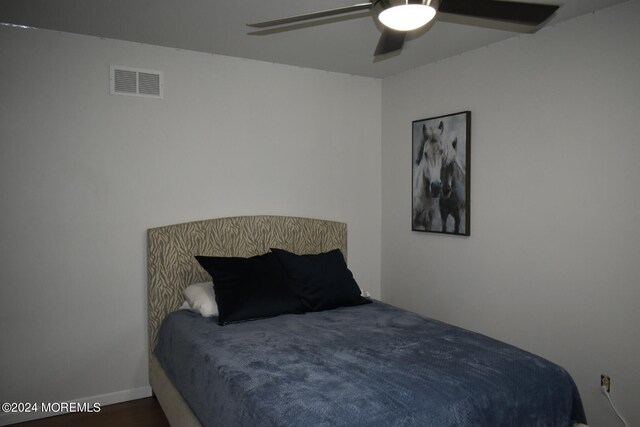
[{"left": 155, "top": 301, "right": 586, "bottom": 427}]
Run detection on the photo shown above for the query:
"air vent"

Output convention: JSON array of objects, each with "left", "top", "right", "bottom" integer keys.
[{"left": 110, "top": 65, "right": 163, "bottom": 99}]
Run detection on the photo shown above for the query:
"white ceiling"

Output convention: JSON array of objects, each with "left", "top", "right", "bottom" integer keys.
[{"left": 0, "top": 0, "right": 629, "bottom": 78}]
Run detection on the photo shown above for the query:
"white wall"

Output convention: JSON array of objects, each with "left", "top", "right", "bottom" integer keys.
[
  {"left": 381, "top": 2, "right": 639, "bottom": 426},
  {"left": 0, "top": 26, "right": 381, "bottom": 424}
]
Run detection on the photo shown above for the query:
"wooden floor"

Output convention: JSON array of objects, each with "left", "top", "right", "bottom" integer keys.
[{"left": 12, "top": 397, "right": 170, "bottom": 427}]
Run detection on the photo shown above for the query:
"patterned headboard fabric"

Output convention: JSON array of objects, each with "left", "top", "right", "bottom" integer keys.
[{"left": 147, "top": 215, "right": 347, "bottom": 354}]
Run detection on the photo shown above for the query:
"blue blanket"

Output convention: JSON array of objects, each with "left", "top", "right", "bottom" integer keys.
[{"left": 155, "top": 301, "right": 586, "bottom": 426}]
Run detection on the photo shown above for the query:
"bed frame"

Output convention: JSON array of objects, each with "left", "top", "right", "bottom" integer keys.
[{"left": 147, "top": 216, "right": 347, "bottom": 427}]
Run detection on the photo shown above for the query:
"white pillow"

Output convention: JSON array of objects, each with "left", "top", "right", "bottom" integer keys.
[{"left": 183, "top": 282, "right": 218, "bottom": 317}]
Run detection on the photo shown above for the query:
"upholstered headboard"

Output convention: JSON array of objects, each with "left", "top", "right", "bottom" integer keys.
[{"left": 147, "top": 215, "right": 347, "bottom": 354}]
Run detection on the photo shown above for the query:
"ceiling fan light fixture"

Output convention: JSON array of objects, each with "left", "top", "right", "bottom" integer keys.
[{"left": 378, "top": 4, "right": 436, "bottom": 32}]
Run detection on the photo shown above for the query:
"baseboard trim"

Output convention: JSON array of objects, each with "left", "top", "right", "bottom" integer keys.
[{"left": 0, "top": 385, "right": 152, "bottom": 426}]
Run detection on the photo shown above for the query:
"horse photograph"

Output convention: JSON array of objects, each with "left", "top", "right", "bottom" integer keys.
[{"left": 412, "top": 111, "right": 470, "bottom": 235}]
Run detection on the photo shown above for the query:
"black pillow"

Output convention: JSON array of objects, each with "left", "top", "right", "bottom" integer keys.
[
  {"left": 195, "top": 252, "right": 304, "bottom": 325},
  {"left": 271, "top": 248, "right": 370, "bottom": 312}
]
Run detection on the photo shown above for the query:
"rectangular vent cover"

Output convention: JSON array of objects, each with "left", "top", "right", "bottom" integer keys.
[{"left": 110, "top": 65, "right": 163, "bottom": 98}]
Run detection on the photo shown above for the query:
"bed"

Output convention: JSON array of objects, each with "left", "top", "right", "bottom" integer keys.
[{"left": 147, "top": 215, "right": 587, "bottom": 427}]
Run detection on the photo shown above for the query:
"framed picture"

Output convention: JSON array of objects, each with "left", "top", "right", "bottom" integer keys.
[{"left": 412, "top": 111, "right": 470, "bottom": 235}]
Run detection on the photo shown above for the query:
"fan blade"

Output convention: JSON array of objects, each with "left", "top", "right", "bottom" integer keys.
[
  {"left": 374, "top": 29, "right": 406, "bottom": 56},
  {"left": 248, "top": 3, "right": 372, "bottom": 28},
  {"left": 438, "top": 0, "right": 559, "bottom": 26}
]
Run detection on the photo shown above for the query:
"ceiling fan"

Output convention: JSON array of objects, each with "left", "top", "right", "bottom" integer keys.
[{"left": 247, "top": 0, "right": 559, "bottom": 57}]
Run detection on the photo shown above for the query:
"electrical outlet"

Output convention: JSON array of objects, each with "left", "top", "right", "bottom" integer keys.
[{"left": 600, "top": 374, "right": 611, "bottom": 393}]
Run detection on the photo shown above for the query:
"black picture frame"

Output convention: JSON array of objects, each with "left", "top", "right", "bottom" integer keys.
[{"left": 412, "top": 111, "right": 470, "bottom": 236}]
